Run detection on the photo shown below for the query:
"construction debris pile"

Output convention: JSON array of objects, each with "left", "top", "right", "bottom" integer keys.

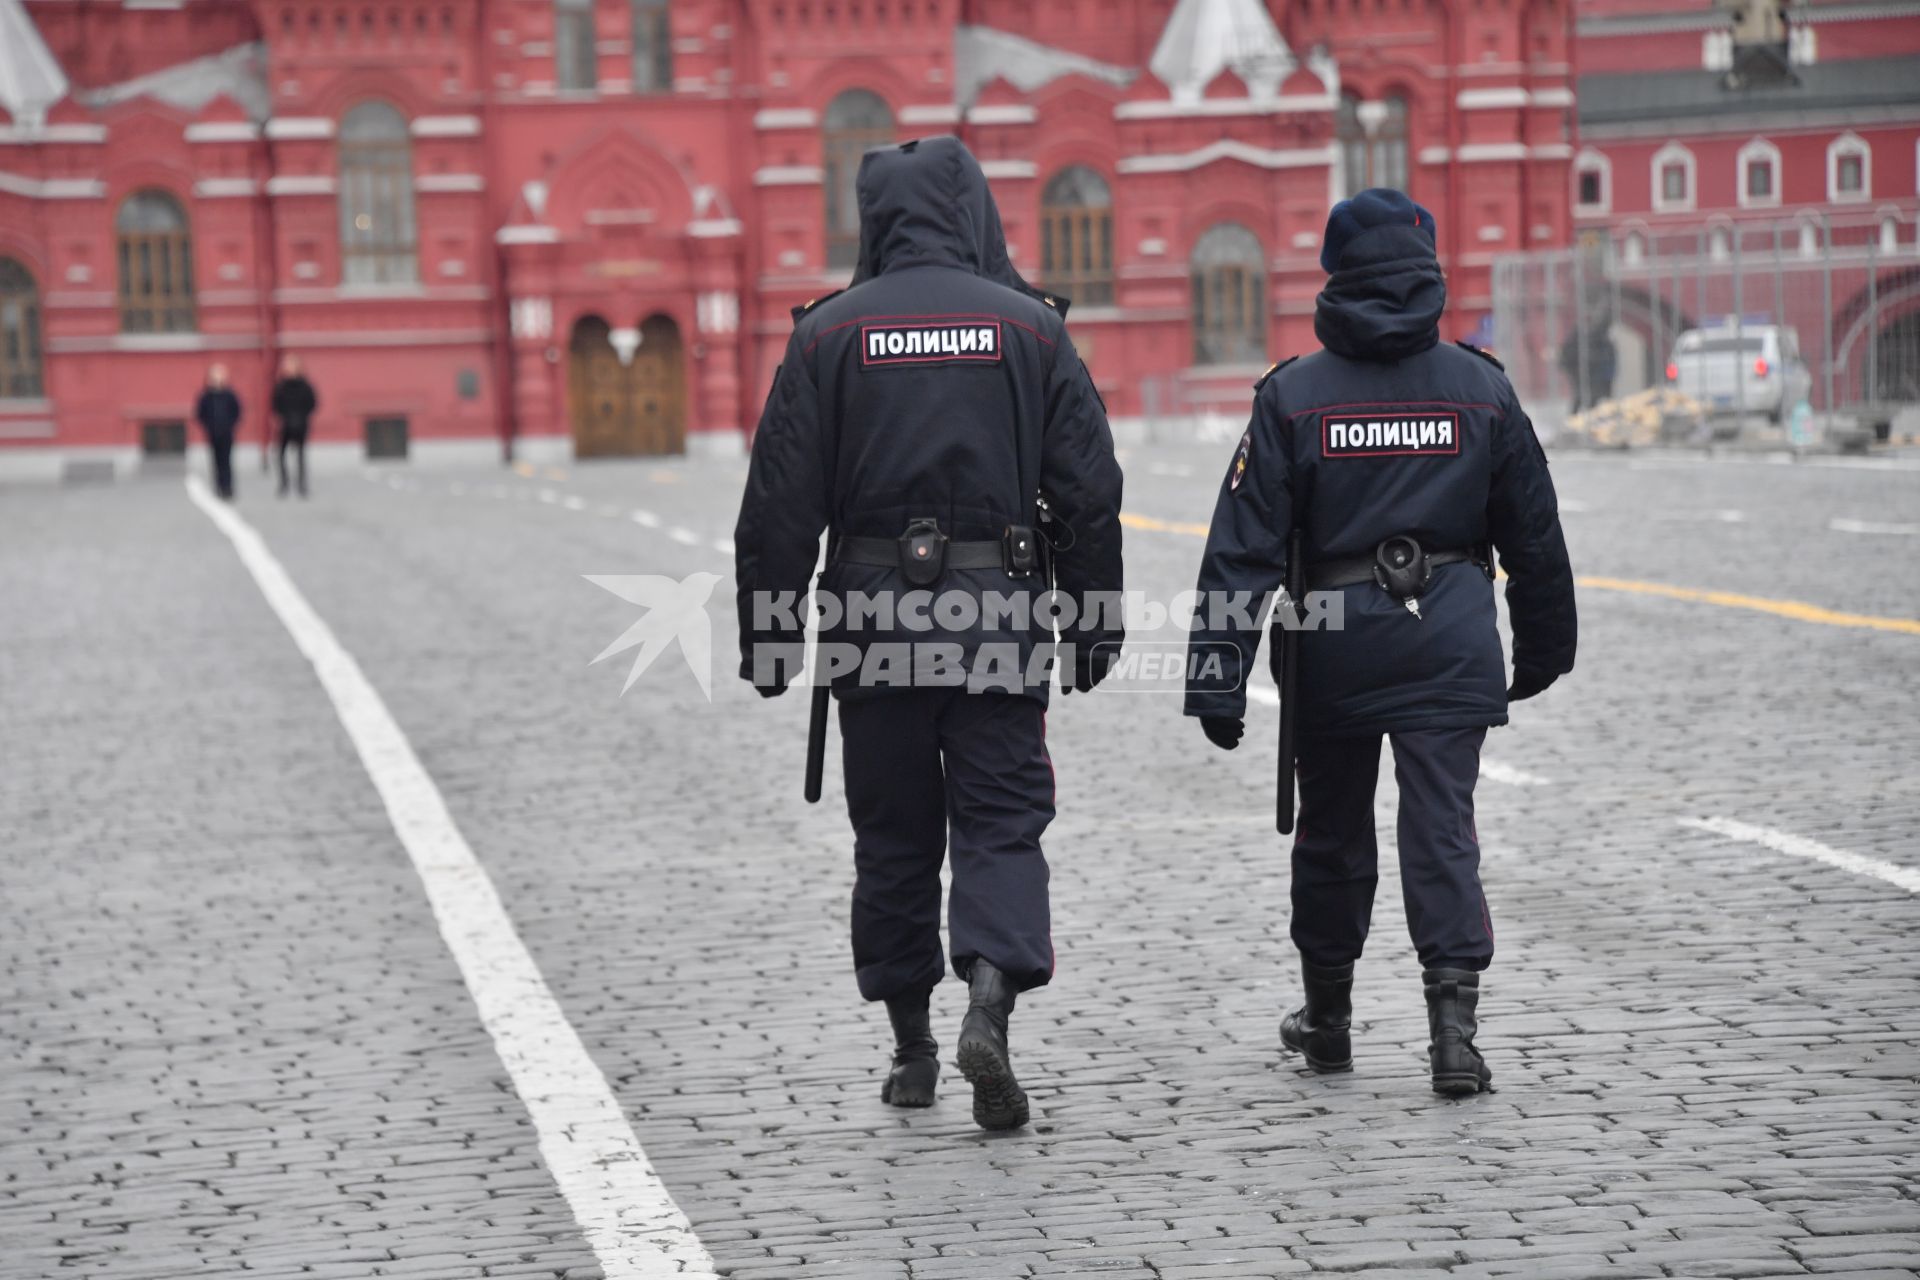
[{"left": 1564, "top": 388, "right": 1707, "bottom": 448}]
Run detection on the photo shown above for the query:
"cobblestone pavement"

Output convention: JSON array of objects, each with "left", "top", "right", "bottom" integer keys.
[{"left": 3, "top": 443, "right": 1917, "bottom": 1279}]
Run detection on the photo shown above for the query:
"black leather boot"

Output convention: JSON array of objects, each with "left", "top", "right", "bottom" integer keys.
[
  {"left": 1279, "top": 959, "right": 1354, "bottom": 1073},
  {"left": 1423, "top": 968, "right": 1493, "bottom": 1096},
  {"left": 955, "top": 960, "right": 1029, "bottom": 1131},
  {"left": 880, "top": 989, "right": 939, "bottom": 1108}
]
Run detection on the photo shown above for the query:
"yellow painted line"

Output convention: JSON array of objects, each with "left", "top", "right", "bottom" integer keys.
[
  {"left": 1123, "top": 509, "right": 1920, "bottom": 636},
  {"left": 1573, "top": 576, "right": 1920, "bottom": 636},
  {"left": 1121, "top": 511, "right": 1211, "bottom": 537},
  {"left": 649, "top": 469, "right": 684, "bottom": 485},
  {"left": 545, "top": 467, "right": 569, "bottom": 481},
  {"left": 512, "top": 461, "right": 537, "bottom": 477}
]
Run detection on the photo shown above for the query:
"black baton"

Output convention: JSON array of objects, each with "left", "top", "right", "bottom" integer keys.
[
  {"left": 1277, "top": 529, "right": 1304, "bottom": 835},
  {"left": 803, "top": 678, "right": 830, "bottom": 803}
]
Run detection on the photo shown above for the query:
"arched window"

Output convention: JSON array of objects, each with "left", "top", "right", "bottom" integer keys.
[
  {"left": 1337, "top": 94, "right": 1365, "bottom": 198},
  {"left": 823, "top": 89, "right": 892, "bottom": 268},
  {"left": 116, "top": 190, "right": 195, "bottom": 333},
  {"left": 631, "top": 0, "right": 671, "bottom": 92},
  {"left": 1040, "top": 166, "right": 1114, "bottom": 307},
  {"left": 1737, "top": 138, "right": 1781, "bottom": 210},
  {"left": 1574, "top": 148, "right": 1610, "bottom": 215},
  {"left": 1190, "top": 223, "right": 1266, "bottom": 367},
  {"left": 339, "top": 101, "right": 418, "bottom": 285},
  {"left": 1337, "top": 93, "right": 1409, "bottom": 195},
  {"left": 1371, "top": 95, "right": 1409, "bottom": 193},
  {"left": 0, "top": 258, "right": 43, "bottom": 399},
  {"left": 1827, "top": 132, "right": 1870, "bottom": 203},
  {"left": 555, "top": 0, "right": 596, "bottom": 92},
  {"left": 1651, "top": 141, "right": 1695, "bottom": 213}
]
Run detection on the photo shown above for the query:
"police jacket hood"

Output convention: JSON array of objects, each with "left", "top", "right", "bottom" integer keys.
[
  {"left": 851, "top": 136, "right": 1061, "bottom": 312},
  {"left": 1313, "top": 223, "right": 1446, "bottom": 363},
  {"left": 733, "top": 135, "right": 1123, "bottom": 705}
]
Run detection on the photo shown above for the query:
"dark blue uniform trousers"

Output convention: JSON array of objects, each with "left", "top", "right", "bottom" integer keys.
[
  {"left": 838, "top": 689, "right": 1055, "bottom": 1001},
  {"left": 1291, "top": 726, "right": 1494, "bottom": 972}
]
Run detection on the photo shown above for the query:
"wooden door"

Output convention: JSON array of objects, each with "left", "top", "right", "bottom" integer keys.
[
  {"left": 569, "top": 316, "right": 632, "bottom": 458},
  {"left": 630, "top": 315, "right": 685, "bottom": 455}
]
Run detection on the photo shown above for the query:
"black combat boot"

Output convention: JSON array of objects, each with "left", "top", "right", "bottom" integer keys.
[
  {"left": 955, "top": 960, "right": 1029, "bottom": 1131},
  {"left": 880, "top": 989, "right": 939, "bottom": 1108},
  {"left": 1423, "top": 968, "right": 1493, "bottom": 1096},
  {"left": 1279, "top": 959, "right": 1355, "bottom": 1073}
]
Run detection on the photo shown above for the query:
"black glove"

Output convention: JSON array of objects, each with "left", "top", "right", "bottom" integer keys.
[
  {"left": 1200, "top": 715, "right": 1244, "bottom": 751},
  {"left": 1506, "top": 666, "right": 1557, "bottom": 702},
  {"left": 1061, "top": 644, "right": 1119, "bottom": 695},
  {"left": 755, "top": 680, "right": 790, "bottom": 699}
]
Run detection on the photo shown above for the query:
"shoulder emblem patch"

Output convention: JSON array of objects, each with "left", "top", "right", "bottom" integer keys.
[
  {"left": 1455, "top": 340, "right": 1504, "bottom": 370},
  {"left": 861, "top": 319, "right": 1003, "bottom": 367},
  {"left": 1322, "top": 408, "right": 1460, "bottom": 459},
  {"left": 791, "top": 289, "right": 845, "bottom": 323},
  {"left": 1230, "top": 429, "right": 1252, "bottom": 491},
  {"left": 1253, "top": 355, "right": 1300, "bottom": 391}
]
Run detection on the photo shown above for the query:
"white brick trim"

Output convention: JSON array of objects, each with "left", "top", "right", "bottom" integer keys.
[
  {"left": 965, "top": 104, "right": 1037, "bottom": 126},
  {"left": 979, "top": 159, "right": 1037, "bottom": 179},
  {"left": 412, "top": 114, "right": 482, "bottom": 137},
  {"left": 1117, "top": 140, "right": 1335, "bottom": 174},
  {"left": 753, "top": 165, "right": 823, "bottom": 186},
  {"left": 497, "top": 224, "right": 559, "bottom": 244},
  {"left": 194, "top": 178, "right": 259, "bottom": 198},
  {"left": 265, "top": 116, "right": 335, "bottom": 140},
  {"left": 753, "top": 108, "right": 816, "bottom": 129},
  {"left": 1457, "top": 86, "right": 1529, "bottom": 109},
  {"left": 416, "top": 174, "right": 485, "bottom": 193},
  {"left": 185, "top": 121, "right": 260, "bottom": 143},
  {"left": 266, "top": 175, "right": 336, "bottom": 196},
  {"left": 898, "top": 103, "right": 961, "bottom": 125}
]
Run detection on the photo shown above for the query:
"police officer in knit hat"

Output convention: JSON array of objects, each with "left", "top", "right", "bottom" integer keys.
[{"left": 1184, "top": 188, "right": 1577, "bottom": 1095}]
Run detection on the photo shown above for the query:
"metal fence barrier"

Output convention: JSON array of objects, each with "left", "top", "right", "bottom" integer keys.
[{"left": 1492, "top": 211, "right": 1920, "bottom": 444}]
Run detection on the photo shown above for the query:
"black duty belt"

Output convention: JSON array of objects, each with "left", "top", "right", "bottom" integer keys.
[
  {"left": 832, "top": 535, "right": 1006, "bottom": 571},
  {"left": 1307, "top": 546, "right": 1487, "bottom": 593}
]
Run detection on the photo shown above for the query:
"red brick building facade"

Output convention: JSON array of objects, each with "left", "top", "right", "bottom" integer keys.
[
  {"left": 0, "top": 0, "right": 1573, "bottom": 477},
  {"left": 1549, "top": 0, "right": 1920, "bottom": 409}
]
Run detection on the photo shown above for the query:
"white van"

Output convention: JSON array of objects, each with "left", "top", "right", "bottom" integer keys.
[{"left": 1665, "top": 325, "right": 1812, "bottom": 423}]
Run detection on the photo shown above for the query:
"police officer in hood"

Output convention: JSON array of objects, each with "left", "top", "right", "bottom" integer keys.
[
  {"left": 734, "top": 136, "right": 1124, "bottom": 1130},
  {"left": 1183, "top": 189, "right": 1575, "bottom": 1096}
]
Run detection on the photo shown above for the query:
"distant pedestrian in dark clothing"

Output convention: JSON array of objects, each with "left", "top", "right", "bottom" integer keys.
[
  {"left": 271, "top": 356, "right": 318, "bottom": 498},
  {"left": 195, "top": 363, "right": 242, "bottom": 500}
]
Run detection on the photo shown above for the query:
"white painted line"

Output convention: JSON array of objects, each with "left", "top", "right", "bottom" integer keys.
[
  {"left": 1479, "top": 759, "right": 1552, "bottom": 787},
  {"left": 538, "top": 488, "right": 560, "bottom": 504},
  {"left": 1679, "top": 817, "right": 1920, "bottom": 894},
  {"left": 1829, "top": 517, "right": 1920, "bottom": 537},
  {"left": 712, "top": 537, "right": 736, "bottom": 555},
  {"left": 667, "top": 527, "right": 700, "bottom": 546},
  {"left": 1243, "top": 685, "right": 1548, "bottom": 785},
  {"left": 562, "top": 495, "right": 588, "bottom": 511},
  {"left": 1558, "top": 498, "right": 1591, "bottom": 514},
  {"left": 184, "top": 475, "right": 718, "bottom": 1279},
  {"left": 631, "top": 510, "right": 661, "bottom": 528}
]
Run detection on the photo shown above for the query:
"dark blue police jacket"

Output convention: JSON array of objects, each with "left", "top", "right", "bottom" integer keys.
[
  {"left": 1184, "top": 223, "right": 1576, "bottom": 736},
  {"left": 734, "top": 136, "right": 1125, "bottom": 703}
]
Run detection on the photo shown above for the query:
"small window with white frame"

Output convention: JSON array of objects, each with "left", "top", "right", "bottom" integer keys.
[
  {"left": 1827, "top": 133, "right": 1870, "bottom": 203},
  {"left": 1737, "top": 138, "right": 1780, "bottom": 210},
  {"left": 1651, "top": 142, "right": 1695, "bottom": 213},
  {"left": 1574, "top": 149, "right": 1609, "bottom": 214}
]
